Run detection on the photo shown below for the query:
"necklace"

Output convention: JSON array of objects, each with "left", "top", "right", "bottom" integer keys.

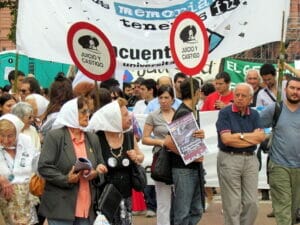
[{"left": 110, "top": 146, "right": 123, "bottom": 158}]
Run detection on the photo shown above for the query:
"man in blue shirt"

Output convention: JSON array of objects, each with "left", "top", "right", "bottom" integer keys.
[
  {"left": 216, "top": 83, "right": 265, "bottom": 225},
  {"left": 260, "top": 77, "right": 300, "bottom": 225}
]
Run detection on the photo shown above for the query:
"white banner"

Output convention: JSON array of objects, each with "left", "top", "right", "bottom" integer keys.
[{"left": 17, "top": 0, "right": 289, "bottom": 70}]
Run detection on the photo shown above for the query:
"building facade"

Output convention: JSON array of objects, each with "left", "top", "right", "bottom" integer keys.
[{"left": 0, "top": 7, "right": 15, "bottom": 51}]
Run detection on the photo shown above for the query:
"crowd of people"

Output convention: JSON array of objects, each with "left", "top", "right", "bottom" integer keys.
[{"left": 0, "top": 63, "right": 299, "bottom": 225}]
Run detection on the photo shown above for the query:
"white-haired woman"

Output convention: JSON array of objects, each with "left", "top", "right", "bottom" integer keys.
[
  {"left": 0, "top": 114, "right": 38, "bottom": 224},
  {"left": 12, "top": 102, "right": 41, "bottom": 151}
]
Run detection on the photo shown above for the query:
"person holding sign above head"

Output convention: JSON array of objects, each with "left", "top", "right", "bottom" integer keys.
[
  {"left": 216, "top": 83, "right": 265, "bottom": 225},
  {"left": 256, "top": 63, "right": 277, "bottom": 107},
  {"left": 260, "top": 77, "right": 300, "bottom": 225},
  {"left": 164, "top": 77, "right": 206, "bottom": 225}
]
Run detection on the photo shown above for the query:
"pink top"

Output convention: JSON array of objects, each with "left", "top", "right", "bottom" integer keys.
[{"left": 69, "top": 128, "right": 91, "bottom": 218}]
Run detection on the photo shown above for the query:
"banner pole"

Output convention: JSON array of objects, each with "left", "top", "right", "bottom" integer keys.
[
  {"left": 94, "top": 80, "right": 100, "bottom": 111},
  {"left": 13, "top": 51, "right": 19, "bottom": 94},
  {"left": 190, "top": 77, "right": 196, "bottom": 118},
  {"left": 277, "top": 11, "right": 286, "bottom": 102}
]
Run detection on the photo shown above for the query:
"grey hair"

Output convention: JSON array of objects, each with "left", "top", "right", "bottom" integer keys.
[
  {"left": 11, "top": 102, "right": 33, "bottom": 119},
  {"left": 234, "top": 82, "right": 254, "bottom": 96},
  {"left": 244, "top": 69, "right": 261, "bottom": 82}
]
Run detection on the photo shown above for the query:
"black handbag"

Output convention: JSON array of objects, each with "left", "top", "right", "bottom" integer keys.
[
  {"left": 95, "top": 183, "right": 122, "bottom": 223},
  {"left": 150, "top": 146, "right": 173, "bottom": 185},
  {"left": 131, "top": 163, "right": 147, "bottom": 191},
  {"left": 125, "top": 130, "right": 147, "bottom": 192}
]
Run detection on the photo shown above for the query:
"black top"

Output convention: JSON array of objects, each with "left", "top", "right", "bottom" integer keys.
[
  {"left": 170, "top": 103, "right": 202, "bottom": 169},
  {"left": 249, "top": 86, "right": 262, "bottom": 107},
  {"left": 96, "top": 131, "right": 133, "bottom": 198}
]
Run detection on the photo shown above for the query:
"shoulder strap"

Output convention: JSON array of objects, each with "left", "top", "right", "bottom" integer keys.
[
  {"left": 272, "top": 101, "right": 283, "bottom": 128},
  {"left": 264, "top": 89, "right": 276, "bottom": 102},
  {"left": 124, "top": 131, "right": 134, "bottom": 151}
]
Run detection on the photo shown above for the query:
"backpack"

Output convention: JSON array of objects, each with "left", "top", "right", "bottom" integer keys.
[
  {"left": 259, "top": 101, "right": 283, "bottom": 153},
  {"left": 257, "top": 102, "right": 283, "bottom": 171}
]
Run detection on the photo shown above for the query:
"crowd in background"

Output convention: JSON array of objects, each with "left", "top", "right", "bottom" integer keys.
[{"left": 0, "top": 63, "right": 300, "bottom": 225}]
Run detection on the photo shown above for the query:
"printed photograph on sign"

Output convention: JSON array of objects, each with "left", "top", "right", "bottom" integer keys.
[{"left": 73, "top": 29, "right": 110, "bottom": 75}]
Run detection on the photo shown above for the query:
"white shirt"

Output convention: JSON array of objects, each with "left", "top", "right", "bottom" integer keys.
[
  {"left": 133, "top": 100, "right": 147, "bottom": 114},
  {"left": 256, "top": 88, "right": 276, "bottom": 107},
  {"left": 0, "top": 134, "right": 38, "bottom": 184}
]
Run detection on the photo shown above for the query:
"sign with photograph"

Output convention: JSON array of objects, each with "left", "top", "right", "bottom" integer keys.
[{"left": 167, "top": 112, "right": 208, "bottom": 165}]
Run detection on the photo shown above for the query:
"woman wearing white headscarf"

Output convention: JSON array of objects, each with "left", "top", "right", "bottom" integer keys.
[
  {"left": 0, "top": 113, "right": 39, "bottom": 224},
  {"left": 25, "top": 93, "right": 49, "bottom": 128},
  {"left": 38, "top": 96, "right": 107, "bottom": 225},
  {"left": 88, "top": 98, "right": 144, "bottom": 225}
]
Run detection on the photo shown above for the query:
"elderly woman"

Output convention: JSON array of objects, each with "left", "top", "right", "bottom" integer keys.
[
  {"left": 38, "top": 96, "right": 107, "bottom": 225},
  {"left": 25, "top": 93, "right": 49, "bottom": 128},
  {"left": 0, "top": 114, "right": 38, "bottom": 224},
  {"left": 88, "top": 98, "right": 144, "bottom": 225},
  {"left": 12, "top": 102, "right": 41, "bottom": 151}
]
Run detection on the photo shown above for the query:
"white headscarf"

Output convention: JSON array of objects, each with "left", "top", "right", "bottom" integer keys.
[
  {"left": 0, "top": 113, "right": 24, "bottom": 137},
  {"left": 52, "top": 98, "right": 83, "bottom": 130},
  {"left": 25, "top": 94, "right": 49, "bottom": 116},
  {"left": 87, "top": 101, "right": 122, "bottom": 132}
]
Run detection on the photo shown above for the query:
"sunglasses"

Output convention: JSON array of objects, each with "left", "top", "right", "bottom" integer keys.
[{"left": 20, "top": 89, "right": 29, "bottom": 94}]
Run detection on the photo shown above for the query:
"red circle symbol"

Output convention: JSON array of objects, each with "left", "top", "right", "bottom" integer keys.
[
  {"left": 67, "top": 22, "right": 116, "bottom": 81},
  {"left": 170, "top": 12, "right": 209, "bottom": 76}
]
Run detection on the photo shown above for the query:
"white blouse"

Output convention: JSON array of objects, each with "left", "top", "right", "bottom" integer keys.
[{"left": 0, "top": 134, "right": 38, "bottom": 184}]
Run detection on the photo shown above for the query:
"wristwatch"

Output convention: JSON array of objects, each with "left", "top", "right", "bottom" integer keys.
[{"left": 240, "top": 133, "right": 244, "bottom": 140}]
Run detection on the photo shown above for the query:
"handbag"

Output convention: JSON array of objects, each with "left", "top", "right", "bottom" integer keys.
[
  {"left": 29, "top": 174, "right": 45, "bottom": 197},
  {"left": 131, "top": 164, "right": 147, "bottom": 192},
  {"left": 125, "top": 131, "right": 147, "bottom": 192},
  {"left": 151, "top": 146, "right": 173, "bottom": 185},
  {"left": 95, "top": 183, "right": 122, "bottom": 224}
]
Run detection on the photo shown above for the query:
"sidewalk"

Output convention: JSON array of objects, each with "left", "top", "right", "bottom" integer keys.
[{"left": 133, "top": 198, "right": 276, "bottom": 225}]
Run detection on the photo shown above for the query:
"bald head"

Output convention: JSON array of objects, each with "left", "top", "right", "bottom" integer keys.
[{"left": 157, "top": 76, "right": 172, "bottom": 87}]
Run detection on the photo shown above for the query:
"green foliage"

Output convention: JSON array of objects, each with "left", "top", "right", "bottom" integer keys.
[{"left": 0, "top": 0, "right": 17, "bottom": 44}]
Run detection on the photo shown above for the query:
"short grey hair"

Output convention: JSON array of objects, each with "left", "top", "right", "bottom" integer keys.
[
  {"left": 11, "top": 102, "right": 33, "bottom": 119},
  {"left": 234, "top": 82, "right": 254, "bottom": 96},
  {"left": 244, "top": 69, "right": 261, "bottom": 82}
]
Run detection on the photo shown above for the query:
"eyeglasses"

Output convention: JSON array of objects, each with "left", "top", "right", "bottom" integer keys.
[
  {"left": 79, "top": 109, "right": 91, "bottom": 115},
  {"left": 112, "top": 96, "right": 119, "bottom": 100},
  {"left": 20, "top": 89, "right": 29, "bottom": 94},
  {"left": 25, "top": 115, "right": 35, "bottom": 120}
]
